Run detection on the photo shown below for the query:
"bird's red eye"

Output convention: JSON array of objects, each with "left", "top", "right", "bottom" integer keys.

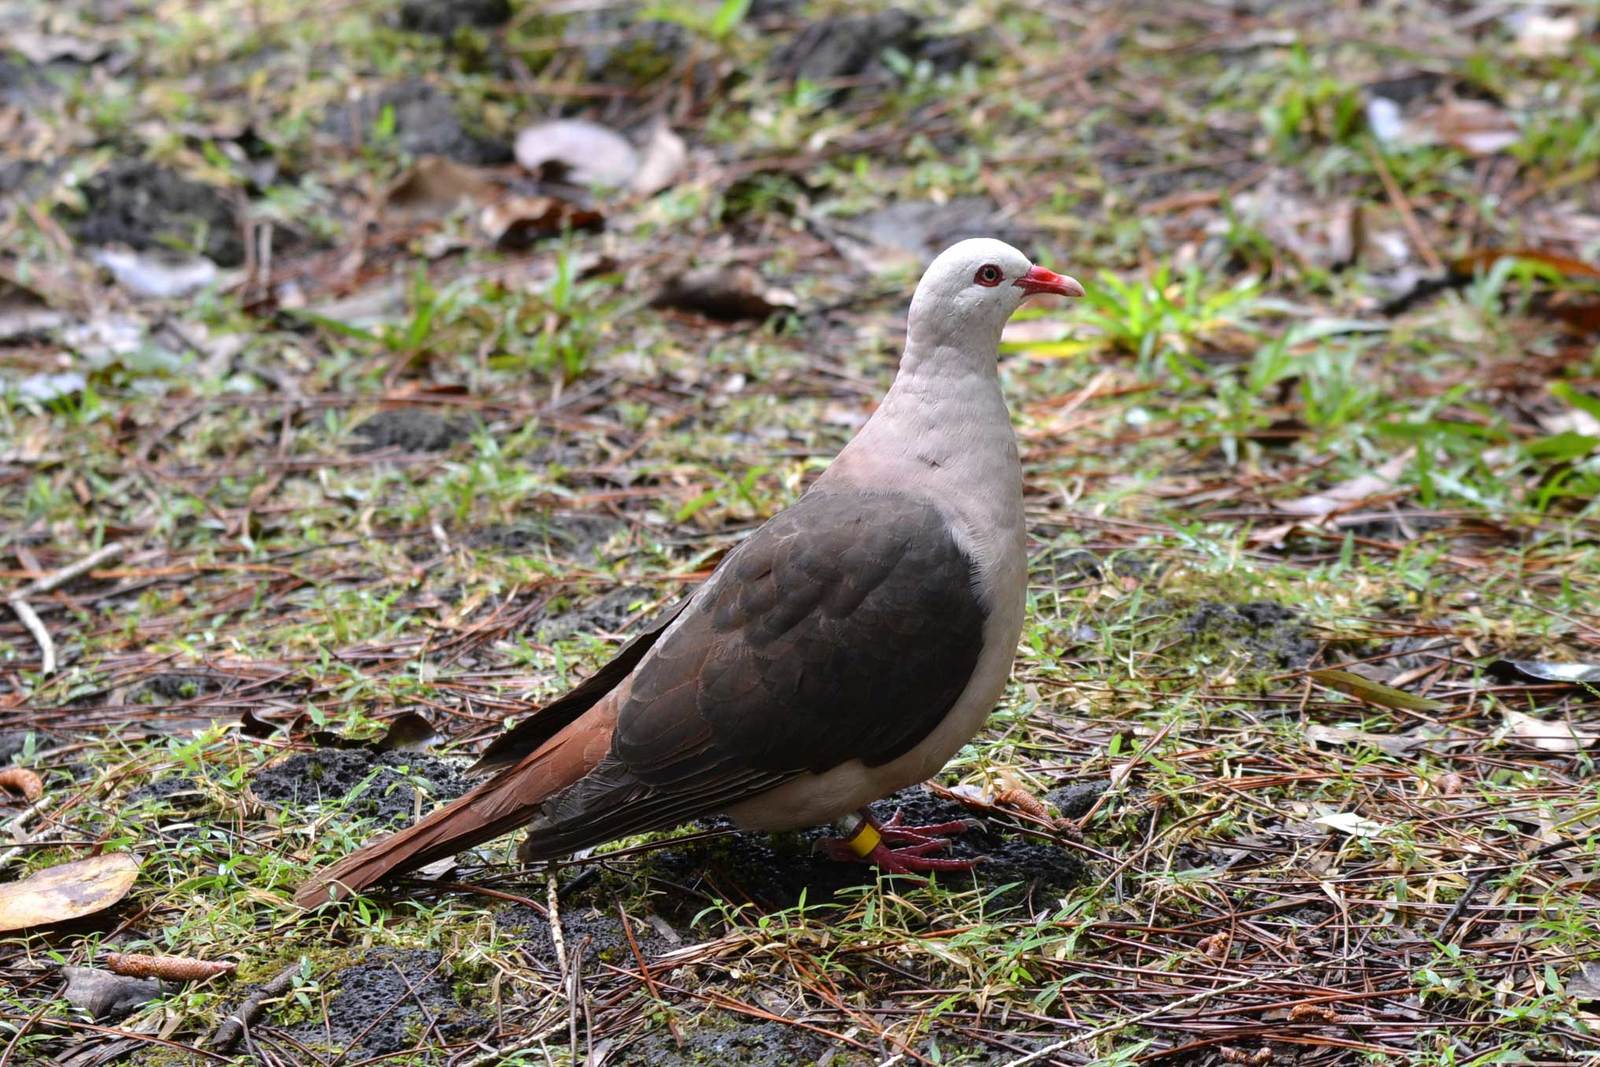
[{"left": 974, "top": 264, "right": 1003, "bottom": 287}]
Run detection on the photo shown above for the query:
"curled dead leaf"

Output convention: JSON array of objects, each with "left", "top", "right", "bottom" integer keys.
[
  {"left": 385, "top": 156, "right": 500, "bottom": 223},
  {"left": 1505, "top": 709, "right": 1599, "bottom": 754},
  {"left": 652, "top": 266, "right": 797, "bottom": 322},
  {"left": 0, "top": 766, "right": 44, "bottom": 802},
  {"left": 1289, "top": 1002, "right": 1338, "bottom": 1022},
  {"left": 514, "top": 119, "right": 637, "bottom": 188},
  {"left": 478, "top": 197, "right": 603, "bottom": 251},
  {"left": 631, "top": 119, "right": 687, "bottom": 196},
  {"left": 60, "top": 966, "right": 161, "bottom": 1021},
  {"left": 1275, "top": 453, "right": 1412, "bottom": 518},
  {"left": 0, "top": 853, "right": 139, "bottom": 932}
]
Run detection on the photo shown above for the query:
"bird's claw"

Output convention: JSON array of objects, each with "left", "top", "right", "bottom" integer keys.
[{"left": 819, "top": 808, "right": 984, "bottom": 876}]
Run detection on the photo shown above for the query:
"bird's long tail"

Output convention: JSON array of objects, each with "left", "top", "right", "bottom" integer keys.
[{"left": 292, "top": 699, "right": 619, "bottom": 908}]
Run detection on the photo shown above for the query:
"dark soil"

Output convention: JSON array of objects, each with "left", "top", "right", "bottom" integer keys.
[
  {"left": 469, "top": 513, "right": 626, "bottom": 560},
  {"left": 1046, "top": 781, "right": 1106, "bottom": 820},
  {"left": 251, "top": 748, "right": 470, "bottom": 825},
  {"left": 398, "top": 0, "right": 510, "bottom": 36},
  {"left": 496, "top": 904, "right": 671, "bottom": 973},
  {"left": 282, "top": 947, "right": 490, "bottom": 1059},
  {"left": 533, "top": 584, "right": 652, "bottom": 642},
  {"left": 321, "top": 81, "right": 512, "bottom": 164},
  {"left": 625, "top": 1014, "right": 860, "bottom": 1067},
  {"left": 1180, "top": 600, "right": 1319, "bottom": 670},
  {"left": 351, "top": 409, "right": 474, "bottom": 452},
  {"left": 771, "top": 10, "right": 985, "bottom": 97},
  {"left": 618, "top": 787, "right": 1087, "bottom": 923},
  {"left": 131, "top": 671, "right": 232, "bottom": 703},
  {"left": 64, "top": 161, "right": 245, "bottom": 267}
]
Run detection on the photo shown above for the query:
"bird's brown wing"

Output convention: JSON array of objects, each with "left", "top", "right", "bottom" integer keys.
[
  {"left": 469, "top": 597, "right": 690, "bottom": 774},
  {"left": 518, "top": 486, "right": 991, "bottom": 856}
]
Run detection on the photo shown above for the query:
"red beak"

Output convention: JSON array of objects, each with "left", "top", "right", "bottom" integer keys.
[{"left": 1014, "top": 265, "right": 1085, "bottom": 299}]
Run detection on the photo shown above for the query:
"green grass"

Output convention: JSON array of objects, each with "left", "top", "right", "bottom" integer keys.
[{"left": 3, "top": 0, "right": 1600, "bottom": 1063}]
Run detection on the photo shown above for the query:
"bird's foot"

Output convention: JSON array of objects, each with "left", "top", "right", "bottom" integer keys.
[{"left": 820, "top": 809, "right": 982, "bottom": 874}]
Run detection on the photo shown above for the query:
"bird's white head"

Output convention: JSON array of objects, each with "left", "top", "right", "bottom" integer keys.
[{"left": 906, "top": 237, "right": 1083, "bottom": 356}]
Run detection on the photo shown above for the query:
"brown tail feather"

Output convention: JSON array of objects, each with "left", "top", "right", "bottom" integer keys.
[{"left": 293, "top": 697, "right": 621, "bottom": 908}]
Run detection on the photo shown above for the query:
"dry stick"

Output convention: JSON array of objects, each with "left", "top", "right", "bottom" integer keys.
[
  {"left": 208, "top": 960, "right": 300, "bottom": 1050},
  {"left": 998, "top": 961, "right": 1316, "bottom": 1066},
  {"left": 6, "top": 542, "right": 127, "bottom": 676},
  {"left": 546, "top": 873, "right": 568, "bottom": 982},
  {"left": 1365, "top": 142, "right": 1444, "bottom": 275},
  {"left": 617, "top": 904, "right": 683, "bottom": 1048}
]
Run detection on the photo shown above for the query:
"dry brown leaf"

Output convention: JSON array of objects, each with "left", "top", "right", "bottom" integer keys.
[
  {"left": 514, "top": 119, "right": 637, "bottom": 188},
  {"left": 384, "top": 156, "right": 499, "bottom": 223},
  {"left": 1304, "top": 723, "right": 1420, "bottom": 755},
  {"left": 0, "top": 767, "right": 44, "bottom": 802},
  {"left": 1505, "top": 710, "right": 1599, "bottom": 753},
  {"left": 1275, "top": 452, "right": 1412, "bottom": 517},
  {"left": 478, "top": 197, "right": 603, "bottom": 251},
  {"left": 651, "top": 266, "right": 798, "bottom": 322},
  {"left": 0, "top": 854, "right": 139, "bottom": 932},
  {"left": 1411, "top": 99, "right": 1521, "bottom": 155},
  {"left": 631, "top": 119, "right": 687, "bottom": 197}
]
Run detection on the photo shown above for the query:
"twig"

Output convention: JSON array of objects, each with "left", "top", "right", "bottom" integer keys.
[
  {"left": 1366, "top": 141, "right": 1444, "bottom": 275},
  {"left": 1436, "top": 837, "right": 1580, "bottom": 939},
  {"left": 208, "top": 959, "right": 301, "bottom": 1050},
  {"left": 546, "top": 873, "right": 568, "bottom": 982},
  {"left": 998, "top": 961, "right": 1315, "bottom": 1065},
  {"left": 618, "top": 904, "right": 682, "bottom": 1047},
  {"left": 6, "top": 542, "right": 127, "bottom": 677}
]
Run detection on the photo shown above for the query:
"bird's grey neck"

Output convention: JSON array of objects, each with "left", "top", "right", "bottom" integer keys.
[{"left": 826, "top": 339, "right": 1016, "bottom": 489}]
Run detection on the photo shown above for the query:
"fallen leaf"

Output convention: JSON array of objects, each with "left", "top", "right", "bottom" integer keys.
[
  {"left": 1275, "top": 452, "right": 1412, "bottom": 517},
  {"left": 60, "top": 966, "right": 162, "bottom": 1021},
  {"left": 1314, "top": 811, "right": 1388, "bottom": 837},
  {"left": 92, "top": 247, "right": 219, "bottom": 299},
  {"left": 7, "top": 30, "right": 108, "bottom": 64},
  {"left": 651, "top": 265, "right": 798, "bottom": 322},
  {"left": 1505, "top": 710, "right": 1599, "bottom": 753},
  {"left": 1489, "top": 660, "right": 1600, "bottom": 685},
  {"left": 0, "top": 272, "right": 65, "bottom": 341},
  {"left": 1512, "top": 13, "right": 1580, "bottom": 58},
  {"left": 630, "top": 119, "right": 687, "bottom": 196},
  {"left": 385, "top": 156, "right": 499, "bottom": 223},
  {"left": 0, "top": 853, "right": 140, "bottom": 932},
  {"left": 478, "top": 196, "right": 603, "bottom": 251},
  {"left": 375, "top": 710, "right": 439, "bottom": 752},
  {"left": 1382, "top": 98, "right": 1521, "bottom": 156},
  {"left": 1304, "top": 723, "right": 1420, "bottom": 755},
  {"left": 1310, "top": 668, "right": 1446, "bottom": 712},
  {"left": 1451, "top": 248, "right": 1600, "bottom": 281},
  {"left": 514, "top": 119, "right": 637, "bottom": 188}
]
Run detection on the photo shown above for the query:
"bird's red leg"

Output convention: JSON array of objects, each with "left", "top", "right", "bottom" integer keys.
[{"left": 821, "top": 809, "right": 981, "bottom": 874}]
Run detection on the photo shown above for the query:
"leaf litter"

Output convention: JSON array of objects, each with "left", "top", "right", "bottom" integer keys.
[{"left": 5, "top": 0, "right": 1600, "bottom": 1063}]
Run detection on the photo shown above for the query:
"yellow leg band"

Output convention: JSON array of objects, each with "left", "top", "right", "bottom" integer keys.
[{"left": 845, "top": 822, "right": 881, "bottom": 859}]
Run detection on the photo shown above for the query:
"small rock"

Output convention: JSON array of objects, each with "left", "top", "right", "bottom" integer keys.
[
  {"left": 66, "top": 161, "right": 245, "bottom": 267},
  {"left": 323, "top": 82, "right": 511, "bottom": 164},
  {"left": 351, "top": 409, "right": 473, "bottom": 453},
  {"left": 61, "top": 967, "right": 163, "bottom": 1021},
  {"left": 398, "top": 0, "right": 511, "bottom": 35}
]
